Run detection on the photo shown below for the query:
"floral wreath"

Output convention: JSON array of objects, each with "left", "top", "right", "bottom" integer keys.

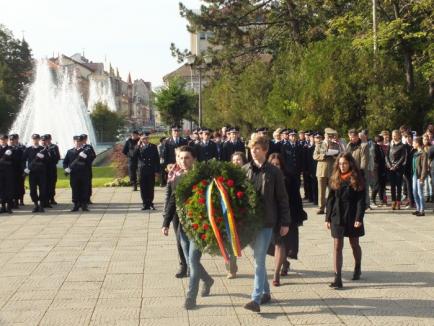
[{"left": 176, "top": 160, "right": 263, "bottom": 261}]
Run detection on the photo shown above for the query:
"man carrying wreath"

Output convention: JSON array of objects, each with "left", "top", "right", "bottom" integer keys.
[{"left": 243, "top": 135, "right": 291, "bottom": 312}]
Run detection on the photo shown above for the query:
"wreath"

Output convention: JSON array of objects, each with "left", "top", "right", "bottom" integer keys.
[{"left": 176, "top": 160, "right": 263, "bottom": 261}]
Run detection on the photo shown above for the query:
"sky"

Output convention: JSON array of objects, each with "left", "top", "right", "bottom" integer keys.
[{"left": 0, "top": 0, "right": 201, "bottom": 89}]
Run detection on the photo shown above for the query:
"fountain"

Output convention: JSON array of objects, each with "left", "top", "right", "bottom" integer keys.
[
  {"left": 9, "top": 59, "right": 98, "bottom": 157},
  {"left": 88, "top": 76, "right": 117, "bottom": 113}
]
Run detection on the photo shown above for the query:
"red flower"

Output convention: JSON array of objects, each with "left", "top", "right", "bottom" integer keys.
[
  {"left": 201, "top": 180, "right": 208, "bottom": 186},
  {"left": 226, "top": 179, "right": 235, "bottom": 187},
  {"left": 192, "top": 223, "right": 199, "bottom": 230},
  {"left": 203, "top": 224, "right": 209, "bottom": 230},
  {"left": 201, "top": 234, "right": 207, "bottom": 240},
  {"left": 192, "top": 185, "right": 198, "bottom": 191},
  {"left": 236, "top": 191, "right": 244, "bottom": 199},
  {"left": 198, "top": 197, "right": 206, "bottom": 205},
  {"left": 197, "top": 189, "right": 204, "bottom": 195},
  {"left": 216, "top": 176, "right": 224, "bottom": 183}
]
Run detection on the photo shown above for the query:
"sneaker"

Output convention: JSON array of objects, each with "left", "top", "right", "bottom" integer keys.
[
  {"left": 201, "top": 278, "right": 214, "bottom": 297},
  {"left": 260, "top": 293, "right": 271, "bottom": 304},
  {"left": 184, "top": 297, "right": 196, "bottom": 310},
  {"left": 416, "top": 211, "right": 425, "bottom": 216},
  {"left": 412, "top": 211, "right": 419, "bottom": 215},
  {"left": 244, "top": 301, "right": 260, "bottom": 312}
]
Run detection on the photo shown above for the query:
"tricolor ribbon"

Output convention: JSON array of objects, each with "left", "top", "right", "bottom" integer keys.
[{"left": 205, "top": 178, "right": 242, "bottom": 263}]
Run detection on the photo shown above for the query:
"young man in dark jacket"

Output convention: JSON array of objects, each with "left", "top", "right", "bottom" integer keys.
[{"left": 243, "top": 135, "right": 291, "bottom": 313}]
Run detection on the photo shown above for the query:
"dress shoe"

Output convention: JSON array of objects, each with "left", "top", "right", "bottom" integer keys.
[
  {"left": 317, "top": 209, "right": 325, "bottom": 215},
  {"left": 81, "top": 204, "right": 89, "bottom": 212},
  {"left": 32, "top": 204, "right": 39, "bottom": 213},
  {"left": 329, "top": 273, "right": 343, "bottom": 289},
  {"left": 70, "top": 205, "right": 80, "bottom": 212},
  {"left": 244, "top": 301, "right": 260, "bottom": 312},
  {"left": 175, "top": 268, "right": 188, "bottom": 278},
  {"left": 50, "top": 199, "right": 58, "bottom": 205},
  {"left": 150, "top": 204, "right": 156, "bottom": 210},
  {"left": 184, "top": 297, "right": 196, "bottom": 310}
]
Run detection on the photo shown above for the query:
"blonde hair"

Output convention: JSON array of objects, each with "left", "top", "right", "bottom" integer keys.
[{"left": 248, "top": 135, "right": 269, "bottom": 151}]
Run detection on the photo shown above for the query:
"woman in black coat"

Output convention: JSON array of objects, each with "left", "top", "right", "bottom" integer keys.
[
  {"left": 267, "top": 153, "right": 307, "bottom": 286},
  {"left": 326, "top": 152, "right": 366, "bottom": 289}
]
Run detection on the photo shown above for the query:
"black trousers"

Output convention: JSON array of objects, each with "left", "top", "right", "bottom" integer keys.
[
  {"left": 70, "top": 172, "right": 90, "bottom": 205},
  {"left": 173, "top": 217, "right": 187, "bottom": 270},
  {"left": 14, "top": 170, "right": 25, "bottom": 200},
  {"left": 29, "top": 172, "right": 46, "bottom": 203},
  {"left": 310, "top": 175, "right": 318, "bottom": 205},
  {"left": 388, "top": 170, "right": 403, "bottom": 202},
  {"left": 87, "top": 168, "right": 93, "bottom": 202},
  {"left": 0, "top": 170, "right": 14, "bottom": 204},
  {"left": 303, "top": 172, "right": 312, "bottom": 200},
  {"left": 128, "top": 160, "right": 138, "bottom": 184},
  {"left": 372, "top": 174, "right": 387, "bottom": 203},
  {"left": 139, "top": 170, "right": 155, "bottom": 206},
  {"left": 403, "top": 172, "right": 415, "bottom": 204},
  {"left": 46, "top": 165, "right": 58, "bottom": 201}
]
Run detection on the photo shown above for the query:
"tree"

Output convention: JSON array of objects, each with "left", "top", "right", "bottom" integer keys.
[
  {"left": 90, "top": 102, "right": 125, "bottom": 142},
  {"left": 0, "top": 25, "right": 33, "bottom": 132},
  {"left": 154, "top": 77, "right": 197, "bottom": 126}
]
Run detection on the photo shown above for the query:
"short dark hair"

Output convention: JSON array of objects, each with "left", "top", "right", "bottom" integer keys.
[
  {"left": 348, "top": 129, "right": 358, "bottom": 135},
  {"left": 413, "top": 136, "right": 423, "bottom": 147},
  {"left": 178, "top": 145, "right": 196, "bottom": 158},
  {"left": 374, "top": 135, "right": 384, "bottom": 143}
]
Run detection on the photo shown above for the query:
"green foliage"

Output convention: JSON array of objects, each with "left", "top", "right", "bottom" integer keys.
[
  {"left": 176, "top": 160, "right": 262, "bottom": 256},
  {"left": 90, "top": 102, "right": 125, "bottom": 142},
  {"left": 154, "top": 77, "right": 197, "bottom": 126},
  {"left": 0, "top": 25, "right": 33, "bottom": 132}
]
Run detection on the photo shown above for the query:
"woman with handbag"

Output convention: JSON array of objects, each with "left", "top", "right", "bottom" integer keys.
[{"left": 326, "top": 152, "right": 366, "bottom": 289}]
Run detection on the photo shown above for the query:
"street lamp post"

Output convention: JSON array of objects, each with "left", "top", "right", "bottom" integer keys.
[{"left": 186, "top": 54, "right": 212, "bottom": 128}]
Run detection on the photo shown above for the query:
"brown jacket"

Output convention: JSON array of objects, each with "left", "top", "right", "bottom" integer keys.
[
  {"left": 346, "top": 140, "right": 369, "bottom": 171},
  {"left": 413, "top": 150, "right": 429, "bottom": 180},
  {"left": 313, "top": 140, "right": 340, "bottom": 178}
]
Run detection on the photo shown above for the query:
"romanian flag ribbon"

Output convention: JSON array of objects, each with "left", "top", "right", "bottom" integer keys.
[{"left": 205, "top": 178, "right": 242, "bottom": 263}]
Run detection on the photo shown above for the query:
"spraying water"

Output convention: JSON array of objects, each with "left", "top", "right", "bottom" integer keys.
[
  {"left": 88, "top": 76, "right": 117, "bottom": 112},
  {"left": 9, "top": 59, "right": 97, "bottom": 157}
]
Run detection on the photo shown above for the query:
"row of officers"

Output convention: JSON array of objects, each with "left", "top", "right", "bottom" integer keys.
[{"left": 0, "top": 133, "right": 95, "bottom": 214}]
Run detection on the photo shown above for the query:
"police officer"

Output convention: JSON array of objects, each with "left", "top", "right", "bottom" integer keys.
[
  {"left": 122, "top": 130, "right": 140, "bottom": 191},
  {"left": 41, "top": 134, "right": 60, "bottom": 207},
  {"left": 299, "top": 130, "right": 312, "bottom": 201},
  {"left": 81, "top": 134, "right": 96, "bottom": 204},
  {"left": 23, "top": 134, "right": 50, "bottom": 213},
  {"left": 221, "top": 127, "right": 245, "bottom": 161},
  {"left": 194, "top": 128, "right": 218, "bottom": 162},
  {"left": 64, "top": 135, "right": 93, "bottom": 212},
  {"left": 9, "top": 134, "right": 26, "bottom": 207},
  {"left": 163, "top": 125, "right": 188, "bottom": 165},
  {"left": 0, "top": 134, "right": 15, "bottom": 213},
  {"left": 281, "top": 128, "right": 303, "bottom": 189},
  {"left": 134, "top": 133, "right": 160, "bottom": 210}
]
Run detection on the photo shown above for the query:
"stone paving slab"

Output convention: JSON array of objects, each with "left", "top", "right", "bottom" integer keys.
[{"left": 0, "top": 187, "right": 433, "bottom": 325}]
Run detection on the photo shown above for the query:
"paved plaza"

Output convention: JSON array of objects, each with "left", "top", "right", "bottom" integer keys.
[{"left": 0, "top": 187, "right": 433, "bottom": 326}]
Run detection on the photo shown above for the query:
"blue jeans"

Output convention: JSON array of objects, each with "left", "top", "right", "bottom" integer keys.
[
  {"left": 251, "top": 227, "right": 273, "bottom": 304},
  {"left": 412, "top": 175, "right": 425, "bottom": 212},
  {"left": 179, "top": 227, "right": 213, "bottom": 300}
]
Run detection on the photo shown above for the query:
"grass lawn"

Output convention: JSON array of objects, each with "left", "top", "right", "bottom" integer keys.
[{"left": 25, "top": 166, "right": 118, "bottom": 189}]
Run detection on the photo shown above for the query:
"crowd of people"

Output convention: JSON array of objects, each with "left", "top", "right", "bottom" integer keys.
[
  {"left": 151, "top": 123, "right": 434, "bottom": 312},
  {"left": 0, "top": 133, "right": 95, "bottom": 213}
]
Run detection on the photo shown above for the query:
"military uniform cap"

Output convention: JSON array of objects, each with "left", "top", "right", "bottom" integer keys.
[
  {"left": 0, "top": 134, "right": 8, "bottom": 140},
  {"left": 324, "top": 128, "right": 337, "bottom": 134},
  {"left": 31, "top": 134, "right": 41, "bottom": 139},
  {"left": 288, "top": 129, "right": 297, "bottom": 135}
]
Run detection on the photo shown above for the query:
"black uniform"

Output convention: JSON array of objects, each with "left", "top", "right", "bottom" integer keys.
[
  {"left": 23, "top": 146, "right": 50, "bottom": 207},
  {"left": 63, "top": 146, "right": 94, "bottom": 208},
  {"left": 83, "top": 143, "right": 96, "bottom": 203},
  {"left": 269, "top": 140, "right": 282, "bottom": 155},
  {"left": 221, "top": 140, "right": 245, "bottom": 162},
  {"left": 0, "top": 146, "right": 15, "bottom": 212},
  {"left": 194, "top": 141, "right": 218, "bottom": 162},
  {"left": 307, "top": 143, "right": 318, "bottom": 205},
  {"left": 134, "top": 143, "right": 160, "bottom": 209},
  {"left": 163, "top": 137, "right": 188, "bottom": 165},
  {"left": 299, "top": 140, "right": 312, "bottom": 201},
  {"left": 46, "top": 144, "right": 60, "bottom": 204},
  {"left": 281, "top": 141, "right": 303, "bottom": 188},
  {"left": 122, "top": 138, "right": 139, "bottom": 186},
  {"left": 12, "top": 144, "right": 26, "bottom": 206}
]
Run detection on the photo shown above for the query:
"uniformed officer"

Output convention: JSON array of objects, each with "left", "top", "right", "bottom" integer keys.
[
  {"left": 41, "top": 134, "right": 60, "bottom": 207},
  {"left": 188, "top": 128, "right": 200, "bottom": 147},
  {"left": 281, "top": 128, "right": 303, "bottom": 189},
  {"left": 221, "top": 127, "right": 245, "bottom": 161},
  {"left": 63, "top": 135, "right": 93, "bottom": 212},
  {"left": 194, "top": 128, "right": 218, "bottom": 162},
  {"left": 122, "top": 130, "right": 140, "bottom": 191},
  {"left": 299, "top": 130, "right": 312, "bottom": 201},
  {"left": 9, "top": 134, "right": 26, "bottom": 207},
  {"left": 134, "top": 133, "right": 160, "bottom": 210},
  {"left": 23, "top": 134, "right": 50, "bottom": 213},
  {"left": 0, "top": 134, "right": 15, "bottom": 213},
  {"left": 81, "top": 134, "right": 96, "bottom": 204},
  {"left": 163, "top": 125, "right": 188, "bottom": 165}
]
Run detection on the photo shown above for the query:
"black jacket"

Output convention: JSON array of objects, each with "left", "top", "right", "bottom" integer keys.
[
  {"left": 221, "top": 140, "right": 245, "bottom": 161},
  {"left": 285, "top": 172, "right": 307, "bottom": 227},
  {"left": 326, "top": 181, "right": 366, "bottom": 225},
  {"left": 163, "top": 137, "right": 188, "bottom": 165},
  {"left": 162, "top": 175, "right": 183, "bottom": 228},
  {"left": 123, "top": 138, "right": 139, "bottom": 161},
  {"left": 63, "top": 146, "right": 94, "bottom": 174},
  {"left": 385, "top": 141, "right": 406, "bottom": 172},
  {"left": 47, "top": 144, "right": 61, "bottom": 167},
  {"left": 243, "top": 161, "right": 291, "bottom": 228},
  {"left": 134, "top": 143, "right": 160, "bottom": 174},
  {"left": 0, "top": 146, "right": 15, "bottom": 173},
  {"left": 280, "top": 141, "right": 303, "bottom": 177},
  {"left": 373, "top": 143, "right": 386, "bottom": 177},
  {"left": 194, "top": 141, "right": 218, "bottom": 162},
  {"left": 23, "top": 146, "right": 50, "bottom": 173}
]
